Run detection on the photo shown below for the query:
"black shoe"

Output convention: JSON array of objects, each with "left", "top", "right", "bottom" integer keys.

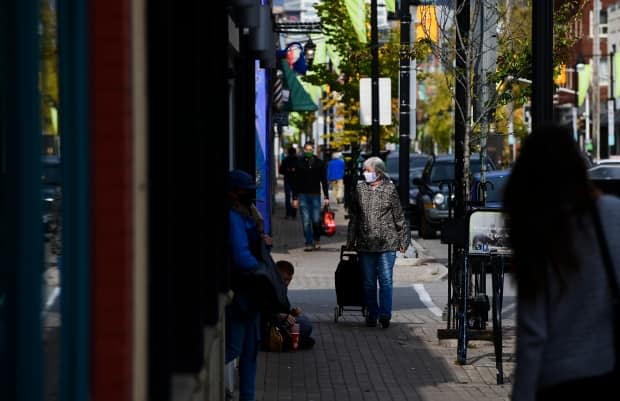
[
  {"left": 365, "top": 317, "right": 377, "bottom": 327},
  {"left": 379, "top": 317, "right": 390, "bottom": 328}
]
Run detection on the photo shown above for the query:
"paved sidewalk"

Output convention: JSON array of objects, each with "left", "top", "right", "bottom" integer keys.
[{"left": 254, "top": 182, "right": 515, "bottom": 401}]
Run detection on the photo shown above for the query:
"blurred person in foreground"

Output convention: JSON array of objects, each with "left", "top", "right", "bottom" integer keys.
[
  {"left": 346, "top": 156, "right": 410, "bottom": 329},
  {"left": 226, "top": 169, "right": 271, "bottom": 401},
  {"left": 505, "top": 125, "right": 620, "bottom": 401}
]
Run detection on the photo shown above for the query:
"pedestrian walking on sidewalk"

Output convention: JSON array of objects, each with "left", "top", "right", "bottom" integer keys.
[
  {"left": 346, "top": 157, "right": 410, "bottom": 328},
  {"left": 292, "top": 142, "right": 330, "bottom": 251},
  {"left": 226, "top": 169, "right": 270, "bottom": 401},
  {"left": 279, "top": 146, "right": 298, "bottom": 219},
  {"left": 504, "top": 125, "right": 620, "bottom": 401},
  {"left": 327, "top": 152, "right": 346, "bottom": 204}
]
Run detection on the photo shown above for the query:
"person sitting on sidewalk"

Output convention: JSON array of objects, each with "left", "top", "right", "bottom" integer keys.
[{"left": 261, "top": 260, "right": 315, "bottom": 351}]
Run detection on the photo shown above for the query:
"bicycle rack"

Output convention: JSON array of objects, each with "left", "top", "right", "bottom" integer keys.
[{"left": 437, "top": 180, "right": 511, "bottom": 385}]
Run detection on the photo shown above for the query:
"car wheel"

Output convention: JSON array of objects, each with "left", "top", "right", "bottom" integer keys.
[{"left": 419, "top": 214, "right": 436, "bottom": 239}]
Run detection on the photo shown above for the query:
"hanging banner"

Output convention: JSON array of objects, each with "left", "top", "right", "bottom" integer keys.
[
  {"left": 359, "top": 77, "right": 392, "bottom": 126},
  {"left": 344, "top": 0, "right": 367, "bottom": 44},
  {"left": 577, "top": 63, "right": 591, "bottom": 107},
  {"left": 255, "top": 61, "right": 270, "bottom": 234}
]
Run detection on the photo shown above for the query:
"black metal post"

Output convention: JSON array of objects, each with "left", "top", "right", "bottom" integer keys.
[
  {"left": 532, "top": 1, "right": 554, "bottom": 127},
  {"left": 371, "top": 0, "right": 380, "bottom": 156},
  {"left": 399, "top": 0, "right": 411, "bottom": 216},
  {"left": 323, "top": 89, "right": 328, "bottom": 159},
  {"left": 612, "top": 45, "right": 617, "bottom": 155},
  {"left": 454, "top": 0, "right": 470, "bottom": 366},
  {"left": 611, "top": 46, "right": 615, "bottom": 101}
]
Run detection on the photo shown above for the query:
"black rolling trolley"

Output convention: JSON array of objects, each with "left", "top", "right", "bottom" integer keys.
[{"left": 334, "top": 246, "right": 367, "bottom": 322}]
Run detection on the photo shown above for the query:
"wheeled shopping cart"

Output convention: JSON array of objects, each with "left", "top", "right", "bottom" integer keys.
[{"left": 334, "top": 246, "right": 366, "bottom": 322}]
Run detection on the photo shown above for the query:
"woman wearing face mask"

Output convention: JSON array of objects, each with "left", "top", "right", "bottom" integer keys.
[
  {"left": 226, "top": 169, "right": 271, "bottom": 401},
  {"left": 346, "top": 157, "right": 410, "bottom": 328}
]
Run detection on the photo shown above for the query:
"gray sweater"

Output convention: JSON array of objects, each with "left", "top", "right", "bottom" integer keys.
[{"left": 512, "top": 195, "right": 620, "bottom": 401}]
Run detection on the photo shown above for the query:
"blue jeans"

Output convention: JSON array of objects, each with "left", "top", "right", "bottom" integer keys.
[
  {"left": 295, "top": 313, "right": 313, "bottom": 339},
  {"left": 298, "top": 194, "right": 321, "bottom": 246},
  {"left": 358, "top": 251, "right": 397, "bottom": 320},
  {"left": 225, "top": 306, "right": 260, "bottom": 401},
  {"left": 284, "top": 181, "right": 296, "bottom": 217}
]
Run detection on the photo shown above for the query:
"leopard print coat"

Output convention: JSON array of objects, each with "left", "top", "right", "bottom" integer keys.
[{"left": 346, "top": 179, "right": 410, "bottom": 252}]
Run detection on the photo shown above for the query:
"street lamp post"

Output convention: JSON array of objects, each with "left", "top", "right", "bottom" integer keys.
[
  {"left": 371, "top": 0, "right": 380, "bottom": 156},
  {"left": 399, "top": 0, "right": 411, "bottom": 217},
  {"left": 532, "top": 0, "right": 554, "bottom": 127}
]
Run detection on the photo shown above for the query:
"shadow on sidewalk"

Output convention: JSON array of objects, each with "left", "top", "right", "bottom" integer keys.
[
  {"left": 270, "top": 181, "right": 349, "bottom": 255},
  {"left": 256, "top": 317, "right": 467, "bottom": 401},
  {"left": 257, "top": 179, "right": 513, "bottom": 400}
]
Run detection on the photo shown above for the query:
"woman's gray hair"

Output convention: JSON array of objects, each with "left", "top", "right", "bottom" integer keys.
[{"left": 363, "top": 156, "right": 386, "bottom": 176}]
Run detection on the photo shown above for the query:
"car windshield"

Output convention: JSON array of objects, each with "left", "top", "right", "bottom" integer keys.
[
  {"left": 386, "top": 155, "right": 428, "bottom": 175},
  {"left": 430, "top": 160, "right": 490, "bottom": 183}
]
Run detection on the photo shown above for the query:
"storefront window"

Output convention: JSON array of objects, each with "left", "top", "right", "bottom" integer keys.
[{"left": 40, "top": 0, "right": 61, "bottom": 399}]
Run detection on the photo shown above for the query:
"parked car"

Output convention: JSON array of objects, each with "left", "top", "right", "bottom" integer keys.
[
  {"left": 470, "top": 170, "right": 511, "bottom": 209},
  {"left": 385, "top": 151, "right": 430, "bottom": 187},
  {"left": 385, "top": 151, "right": 430, "bottom": 227},
  {"left": 413, "top": 154, "right": 495, "bottom": 239},
  {"left": 588, "top": 163, "right": 620, "bottom": 197}
]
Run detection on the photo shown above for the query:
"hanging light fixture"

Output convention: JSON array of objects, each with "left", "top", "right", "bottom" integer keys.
[{"left": 304, "top": 38, "right": 316, "bottom": 68}]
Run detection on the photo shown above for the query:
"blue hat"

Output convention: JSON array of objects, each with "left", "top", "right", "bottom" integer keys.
[{"left": 228, "top": 169, "right": 256, "bottom": 190}]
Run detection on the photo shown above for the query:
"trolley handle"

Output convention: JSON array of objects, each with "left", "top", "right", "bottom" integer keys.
[{"left": 340, "top": 245, "right": 356, "bottom": 260}]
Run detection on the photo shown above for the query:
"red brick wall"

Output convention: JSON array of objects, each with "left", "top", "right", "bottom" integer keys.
[{"left": 90, "top": 0, "right": 133, "bottom": 400}]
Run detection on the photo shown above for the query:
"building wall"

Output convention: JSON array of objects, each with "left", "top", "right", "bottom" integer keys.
[{"left": 90, "top": 0, "right": 134, "bottom": 399}]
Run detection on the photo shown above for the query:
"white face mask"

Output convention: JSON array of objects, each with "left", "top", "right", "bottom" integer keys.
[{"left": 363, "top": 171, "right": 377, "bottom": 183}]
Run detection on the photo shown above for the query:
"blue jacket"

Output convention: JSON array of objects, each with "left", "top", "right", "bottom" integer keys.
[
  {"left": 327, "top": 158, "right": 345, "bottom": 181},
  {"left": 229, "top": 209, "right": 261, "bottom": 271}
]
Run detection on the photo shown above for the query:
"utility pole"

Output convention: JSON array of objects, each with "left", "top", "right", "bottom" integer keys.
[
  {"left": 371, "top": 0, "right": 380, "bottom": 156},
  {"left": 593, "top": 0, "right": 601, "bottom": 161},
  {"left": 532, "top": 0, "right": 553, "bottom": 127},
  {"left": 399, "top": 0, "right": 411, "bottom": 217},
  {"left": 410, "top": 2, "right": 418, "bottom": 153}
]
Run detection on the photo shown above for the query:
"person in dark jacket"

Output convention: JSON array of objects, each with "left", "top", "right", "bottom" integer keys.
[
  {"left": 279, "top": 146, "right": 298, "bottom": 219},
  {"left": 292, "top": 142, "right": 330, "bottom": 251},
  {"left": 227, "top": 169, "right": 268, "bottom": 401}
]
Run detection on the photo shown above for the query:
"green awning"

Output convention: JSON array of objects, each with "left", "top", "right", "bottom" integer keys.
[{"left": 281, "top": 59, "right": 318, "bottom": 112}]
